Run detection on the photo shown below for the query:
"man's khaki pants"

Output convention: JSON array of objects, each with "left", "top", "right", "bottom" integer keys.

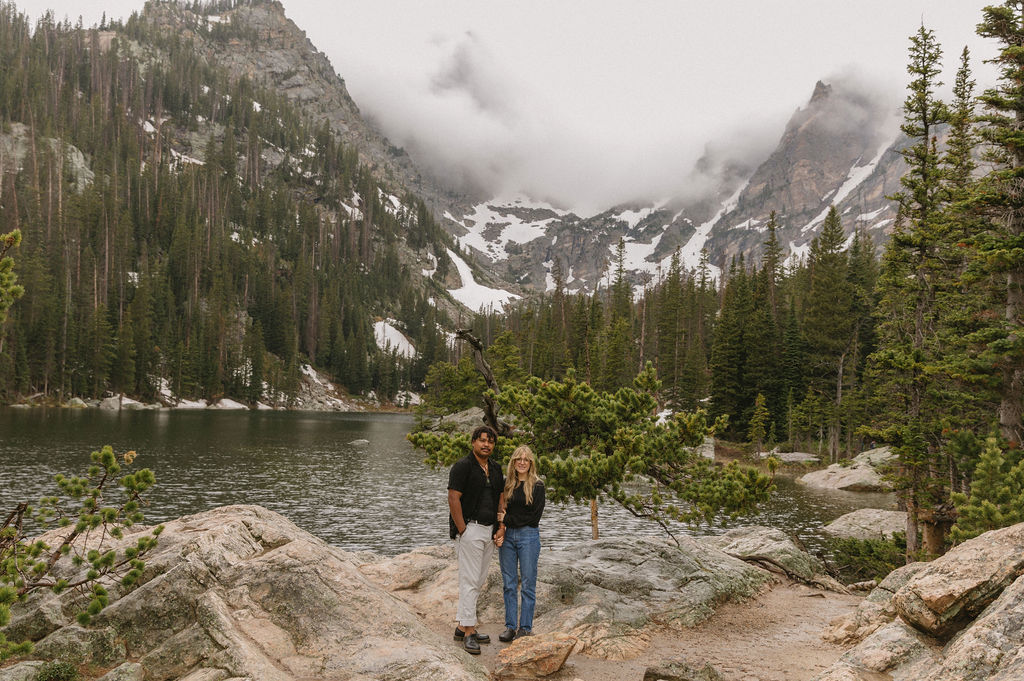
[{"left": 456, "top": 522, "right": 494, "bottom": 626}]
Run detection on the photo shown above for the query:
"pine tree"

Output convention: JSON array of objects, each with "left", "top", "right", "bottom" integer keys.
[
  {"left": 950, "top": 437, "right": 1024, "bottom": 542},
  {"left": 867, "top": 24, "right": 958, "bottom": 557},
  {"left": 802, "top": 207, "right": 855, "bottom": 461},
  {"left": 0, "top": 229, "right": 24, "bottom": 324},
  {"left": 748, "top": 393, "right": 770, "bottom": 454},
  {"left": 974, "top": 3, "right": 1024, "bottom": 446}
]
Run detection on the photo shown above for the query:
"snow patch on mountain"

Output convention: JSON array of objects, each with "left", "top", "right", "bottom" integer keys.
[
  {"left": 446, "top": 248, "right": 520, "bottom": 312},
  {"left": 373, "top": 320, "right": 416, "bottom": 359},
  {"left": 447, "top": 196, "right": 568, "bottom": 262},
  {"left": 858, "top": 206, "right": 888, "bottom": 221},
  {"left": 801, "top": 131, "right": 898, "bottom": 234},
  {"left": 683, "top": 182, "right": 747, "bottom": 278},
  {"left": 421, "top": 251, "right": 437, "bottom": 278},
  {"left": 786, "top": 240, "right": 811, "bottom": 267},
  {"left": 612, "top": 207, "right": 654, "bottom": 229}
]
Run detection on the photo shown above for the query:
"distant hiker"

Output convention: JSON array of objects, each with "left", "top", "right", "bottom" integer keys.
[
  {"left": 448, "top": 425, "right": 505, "bottom": 655},
  {"left": 495, "top": 445, "right": 545, "bottom": 642}
]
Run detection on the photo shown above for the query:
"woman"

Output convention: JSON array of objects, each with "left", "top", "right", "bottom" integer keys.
[{"left": 494, "top": 445, "right": 545, "bottom": 642}]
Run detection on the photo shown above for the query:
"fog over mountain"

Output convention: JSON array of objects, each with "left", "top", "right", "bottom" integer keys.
[{"left": 39, "top": 0, "right": 996, "bottom": 216}]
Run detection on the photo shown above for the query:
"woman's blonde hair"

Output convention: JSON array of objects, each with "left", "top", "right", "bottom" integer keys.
[{"left": 504, "top": 445, "right": 539, "bottom": 505}]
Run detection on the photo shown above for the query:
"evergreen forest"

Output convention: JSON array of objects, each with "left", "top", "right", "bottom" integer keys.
[{"left": 0, "top": 0, "right": 457, "bottom": 408}]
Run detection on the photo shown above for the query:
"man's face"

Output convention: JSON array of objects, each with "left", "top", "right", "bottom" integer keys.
[{"left": 472, "top": 433, "right": 495, "bottom": 459}]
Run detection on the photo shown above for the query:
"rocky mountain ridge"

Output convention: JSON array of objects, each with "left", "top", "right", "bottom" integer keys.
[
  {"left": 131, "top": 0, "right": 911, "bottom": 303},
  {"left": 446, "top": 79, "right": 909, "bottom": 294}
]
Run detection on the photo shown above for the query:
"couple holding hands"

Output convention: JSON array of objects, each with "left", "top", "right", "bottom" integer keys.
[{"left": 447, "top": 425, "right": 545, "bottom": 655}]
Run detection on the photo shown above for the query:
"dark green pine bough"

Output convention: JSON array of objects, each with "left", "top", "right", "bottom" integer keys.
[
  {"left": 410, "top": 363, "right": 774, "bottom": 543},
  {"left": 0, "top": 447, "right": 163, "bottom": 661}
]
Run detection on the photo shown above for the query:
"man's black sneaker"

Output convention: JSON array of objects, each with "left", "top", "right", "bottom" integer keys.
[
  {"left": 463, "top": 633, "right": 481, "bottom": 655},
  {"left": 516, "top": 628, "right": 533, "bottom": 638},
  {"left": 498, "top": 627, "right": 517, "bottom": 642},
  {"left": 454, "top": 628, "right": 490, "bottom": 643}
]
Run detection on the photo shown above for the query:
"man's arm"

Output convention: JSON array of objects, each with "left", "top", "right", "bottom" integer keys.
[
  {"left": 448, "top": 489, "right": 466, "bottom": 536},
  {"left": 495, "top": 491, "right": 507, "bottom": 542}
]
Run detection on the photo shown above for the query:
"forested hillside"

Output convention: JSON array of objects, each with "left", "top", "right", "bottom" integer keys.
[{"left": 0, "top": 1, "right": 458, "bottom": 405}]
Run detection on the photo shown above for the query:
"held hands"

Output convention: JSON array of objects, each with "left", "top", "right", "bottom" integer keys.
[{"left": 494, "top": 527, "right": 505, "bottom": 547}]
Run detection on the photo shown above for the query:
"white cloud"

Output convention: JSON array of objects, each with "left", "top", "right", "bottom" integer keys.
[{"left": 43, "top": 1, "right": 998, "bottom": 215}]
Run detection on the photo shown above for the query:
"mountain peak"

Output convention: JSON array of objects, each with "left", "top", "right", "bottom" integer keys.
[{"left": 809, "top": 80, "right": 833, "bottom": 105}]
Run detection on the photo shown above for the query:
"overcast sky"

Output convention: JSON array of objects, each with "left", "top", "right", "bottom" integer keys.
[{"left": 31, "top": 0, "right": 1000, "bottom": 215}]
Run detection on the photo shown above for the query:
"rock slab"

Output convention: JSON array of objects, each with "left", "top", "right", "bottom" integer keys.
[
  {"left": 814, "top": 521, "right": 1024, "bottom": 681},
  {"left": 799, "top": 447, "right": 895, "bottom": 492},
  {"left": 823, "top": 509, "right": 907, "bottom": 540},
  {"left": 3, "top": 505, "right": 488, "bottom": 681}
]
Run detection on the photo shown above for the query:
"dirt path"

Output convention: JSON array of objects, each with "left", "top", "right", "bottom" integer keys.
[{"left": 448, "top": 583, "right": 861, "bottom": 681}]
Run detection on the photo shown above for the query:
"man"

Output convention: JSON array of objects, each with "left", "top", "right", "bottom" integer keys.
[{"left": 448, "top": 425, "right": 506, "bottom": 655}]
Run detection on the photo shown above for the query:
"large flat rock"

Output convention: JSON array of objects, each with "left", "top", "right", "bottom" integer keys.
[
  {"left": 799, "top": 448, "right": 895, "bottom": 492},
  {"left": 823, "top": 509, "right": 907, "bottom": 540},
  {"left": 361, "top": 532, "right": 778, "bottom": 661},
  {"left": 4, "top": 505, "right": 488, "bottom": 681},
  {"left": 814, "top": 522, "right": 1024, "bottom": 681}
]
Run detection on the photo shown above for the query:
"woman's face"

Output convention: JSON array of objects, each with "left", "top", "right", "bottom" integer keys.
[{"left": 513, "top": 455, "right": 532, "bottom": 477}]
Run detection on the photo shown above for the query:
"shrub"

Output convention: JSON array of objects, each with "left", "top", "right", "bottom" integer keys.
[
  {"left": 827, "top": 532, "right": 907, "bottom": 583},
  {"left": 35, "top": 661, "right": 80, "bottom": 681}
]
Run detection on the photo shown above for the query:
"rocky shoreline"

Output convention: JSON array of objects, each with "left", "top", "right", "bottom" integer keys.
[
  {"left": 0, "top": 505, "right": 844, "bottom": 681},
  {"left": 6, "top": 504, "right": 1019, "bottom": 681},
  {"left": 4, "top": 364, "right": 400, "bottom": 413}
]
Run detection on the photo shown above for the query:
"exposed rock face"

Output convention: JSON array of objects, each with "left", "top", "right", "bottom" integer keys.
[
  {"left": 361, "top": 533, "right": 778, "bottom": 662},
  {"left": 892, "top": 522, "right": 1024, "bottom": 640},
  {"left": 141, "top": 1, "right": 466, "bottom": 220},
  {"left": 823, "top": 509, "right": 907, "bottom": 540},
  {"left": 823, "top": 562, "right": 928, "bottom": 645},
  {"left": 704, "top": 526, "right": 824, "bottom": 583},
  {"left": 3, "top": 506, "right": 488, "bottom": 681},
  {"left": 704, "top": 81, "right": 902, "bottom": 263},
  {"left": 799, "top": 447, "right": 895, "bottom": 492},
  {"left": 430, "top": 406, "right": 488, "bottom": 433},
  {"left": 814, "top": 521, "right": 1024, "bottom": 681}
]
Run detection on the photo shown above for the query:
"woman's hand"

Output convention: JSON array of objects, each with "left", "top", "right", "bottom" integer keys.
[{"left": 494, "top": 529, "right": 505, "bottom": 547}]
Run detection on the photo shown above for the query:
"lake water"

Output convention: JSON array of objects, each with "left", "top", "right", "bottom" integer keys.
[{"left": 0, "top": 408, "right": 895, "bottom": 556}]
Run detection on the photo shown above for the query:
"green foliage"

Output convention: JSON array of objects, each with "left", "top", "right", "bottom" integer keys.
[
  {"left": 973, "top": 2, "right": 1024, "bottom": 446},
  {"left": 827, "top": 533, "right": 907, "bottom": 583},
  {"left": 411, "top": 363, "right": 773, "bottom": 542},
  {"left": 748, "top": 393, "right": 770, "bottom": 452},
  {"left": 34, "top": 661, "right": 80, "bottom": 681},
  {"left": 951, "top": 436, "right": 1024, "bottom": 543},
  {"left": 0, "top": 447, "right": 163, "bottom": 661},
  {"left": 0, "top": 229, "right": 25, "bottom": 323}
]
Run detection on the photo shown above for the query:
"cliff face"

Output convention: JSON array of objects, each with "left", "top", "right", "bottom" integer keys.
[{"left": 703, "top": 79, "right": 904, "bottom": 264}]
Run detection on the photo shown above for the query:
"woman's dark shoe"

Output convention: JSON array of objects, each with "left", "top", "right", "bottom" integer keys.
[
  {"left": 454, "top": 627, "right": 489, "bottom": 643},
  {"left": 515, "top": 628, "right": 533, "bottom": 638},
  {"left": 498, "top": 627, "right": 517, "bottom": 642},
  {"left": 463, "top": 633, "right": 481, "bottom": 654}
]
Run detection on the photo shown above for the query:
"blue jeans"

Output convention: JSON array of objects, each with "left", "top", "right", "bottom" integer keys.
[{"left": 499, "top": 525, "right": 540, "bottom": 630}]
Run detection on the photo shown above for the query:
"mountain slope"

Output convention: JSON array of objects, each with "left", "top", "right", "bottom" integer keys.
[{"left": 446, "top": 80, "right": 907, "bottom": 293}]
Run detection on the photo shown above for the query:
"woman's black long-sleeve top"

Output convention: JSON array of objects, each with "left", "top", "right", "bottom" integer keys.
[{"left": 504, "top": 480, "right": 545, "bottom": 528}]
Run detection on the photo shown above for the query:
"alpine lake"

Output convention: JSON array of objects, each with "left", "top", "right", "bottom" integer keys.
[{"left": 0, "top": 407, "right": 895, "bottom": 556}]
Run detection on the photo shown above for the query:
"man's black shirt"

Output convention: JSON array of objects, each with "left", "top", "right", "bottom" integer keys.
[{"left": 448, "top": 453, "right": 504, "bottom": 539}]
